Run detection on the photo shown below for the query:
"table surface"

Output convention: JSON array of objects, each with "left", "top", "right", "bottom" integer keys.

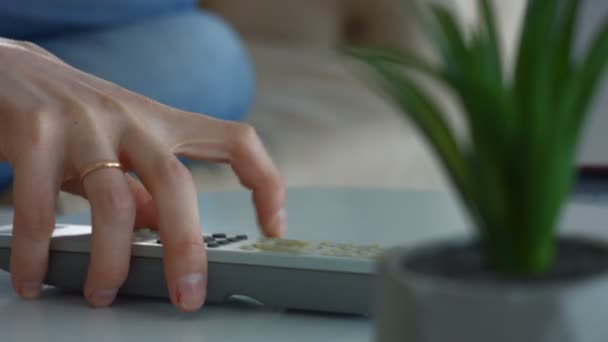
[{"left": 1, "top": 187, "right": 607, "bottom": 342}]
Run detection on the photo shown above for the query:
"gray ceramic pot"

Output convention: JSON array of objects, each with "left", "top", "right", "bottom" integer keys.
[{"left": 374, "top": 240, "right": 608, "bottom": 342}]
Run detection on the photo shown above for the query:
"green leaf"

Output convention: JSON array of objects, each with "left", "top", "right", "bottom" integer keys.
[
  {"left": 567, "top": 19, "right": 608, "bottom": 139},
  {"left": 477, "top": 0, "right": 503, "bottom": 84},
  {"left": 553, "top": 0, "right": 579, "bottom": 89},
  {"left": 512, "top": 1, "right": 560, "bottom": 262},
  {"left": 514, "top": 0, "right": 559, "bottom": 138},
  {"left": 360, "top": 58, "right": 477, "bottom": 221},
  {"left": 428, "top": 4, "right": 469, "bottom": 82},
  {"left": 550, "top": 0, "right": 580, "bottom": 146},
  {"left": 341, "top": 45, "right": 438, "bottom": 78}
]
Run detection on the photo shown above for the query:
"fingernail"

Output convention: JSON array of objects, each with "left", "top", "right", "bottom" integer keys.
[
  {"left": 19, "top": 281, "right": 41, "bottom": 299},
  {"left": 176, "top": 273, "right": 205, "bottom": 311},
  {"left": 272, "top": 208, "right": 287, "bottom": 237},
  {"left": 89, "top": 289, "right": 118, "bottom": 306}
]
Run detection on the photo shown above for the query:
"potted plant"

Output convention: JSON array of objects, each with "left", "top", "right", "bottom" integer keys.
[{"left": 345, "top": 0, "right": 608, "bottom": 341}]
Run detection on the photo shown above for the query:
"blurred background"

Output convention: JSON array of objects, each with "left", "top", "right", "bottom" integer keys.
[
  {"left": 2, "top": 0, "right": 607, "bottom": 213},
  {"left": 189, "top": 0, "right": 526, "bottom": 193},
  {"left": 185, "top": 0, "right": 527, "bottom": 192}
]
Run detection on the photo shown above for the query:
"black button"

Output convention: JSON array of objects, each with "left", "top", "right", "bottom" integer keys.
[
  {"left": 204, "top": 236, "right": 215, "bottom": 243},
  {"left": 212, "top": 233, "right": 227, "bottom": 238},
  {"left": 156, "top": 239, "right": 162, "bottom": 244},
  {"left": 236, "top": 235, "right": 248, "bottom": 240},
  {"left": 206, "top": 242, "right": 220, "bottom": 248},
  {"left": 227, "top": 237, "right": 239, "bottom": 242},
  {"left": 217, "top": 240, "right": 230, "bottom": 245}
]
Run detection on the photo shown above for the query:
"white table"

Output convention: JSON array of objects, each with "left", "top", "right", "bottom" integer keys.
[
  {"left": 0, "top": 209, "right": 12, "bottom": 226},
  {"left": 0, "top": 188, "right": 607, "bottom": 342}
]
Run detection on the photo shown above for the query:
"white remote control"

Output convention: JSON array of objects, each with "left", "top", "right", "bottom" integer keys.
[{"left": 0, "top": 224, "right": 382, "bottom": 315}]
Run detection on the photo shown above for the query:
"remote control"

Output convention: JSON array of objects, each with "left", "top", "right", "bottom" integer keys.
[{"left": 0, "top": 225, "right": 382, "bottom": 315}]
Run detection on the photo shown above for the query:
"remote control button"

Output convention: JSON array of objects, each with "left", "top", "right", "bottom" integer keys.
[
  {"left": 236, "top": 234, "right": 248, "bottom": 240},
  {"left": 206, "top": 242, "right": 220, "bottom": 248},
  {"left": 217, "top": 240, "right": 230, "bottom": 245},
  {"left": 203, "top": 236, "right": 215, "bottom": 243},
  {"left": 239, "top": 238, "right": 383, "bottom": 259},
  {"left": 227, "top": 237, "right": 239, "bottom": 242},
  {"left": 132, "top": 228, "right": 159, "bottom": 242},
  {"left": 212, "top": 233, "right": 227, "bottom": 238},
  {"left": 251, "top": 238, "right": 311, "bottom": 253}
]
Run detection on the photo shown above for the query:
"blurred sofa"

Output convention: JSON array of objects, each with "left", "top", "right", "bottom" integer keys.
[{"left": 183, "top": 0, "right": 526, "bottom": 189}]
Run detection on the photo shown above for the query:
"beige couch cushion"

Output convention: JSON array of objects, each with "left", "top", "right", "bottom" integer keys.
[
  {"left": 180, "top": 0, "right": 528, "bottom": 195},
  {"left": 209, "top": 42, "right": 449, "bottom": 190}
]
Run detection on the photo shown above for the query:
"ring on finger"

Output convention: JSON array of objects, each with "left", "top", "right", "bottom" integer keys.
[{"left": 79, "top": 160, "right": 124, "bottom": 181}]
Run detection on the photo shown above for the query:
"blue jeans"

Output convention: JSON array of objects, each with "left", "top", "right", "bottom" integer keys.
[{"left": 0, "top": 10, "right": 255, "bottom": 190}]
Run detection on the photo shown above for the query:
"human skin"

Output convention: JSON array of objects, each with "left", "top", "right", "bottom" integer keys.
[{"left": 0, "top": 37, "right": 287, "bottom": 312}]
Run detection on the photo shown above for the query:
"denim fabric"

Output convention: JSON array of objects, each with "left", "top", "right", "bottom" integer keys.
[
  {"left": 0, "top": 10, "right": 255, "bottom": 191},
  {"left": 0, "top": 0, "right": 197, "bottom": 40}
]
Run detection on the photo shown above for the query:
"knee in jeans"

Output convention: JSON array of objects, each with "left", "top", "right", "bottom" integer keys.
[{"left": 164, "top": 12, "right": 255, "bottom": 121}]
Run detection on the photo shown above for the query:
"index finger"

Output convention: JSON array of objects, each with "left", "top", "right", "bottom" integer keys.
[
  {"left": 168, "top": 115, "right": 287, "bottom": 238},
  {"left": 227, "top": 124, "right": 287, "bottom": 237}
]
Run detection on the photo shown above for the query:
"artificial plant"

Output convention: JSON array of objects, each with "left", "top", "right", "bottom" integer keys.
[{"left": 346, "top": 0, "right": 608, "bottom": 275}]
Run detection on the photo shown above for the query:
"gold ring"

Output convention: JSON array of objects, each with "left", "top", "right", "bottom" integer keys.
[{"left": 79, "top": 161, "right": 124, "bottom": 180}]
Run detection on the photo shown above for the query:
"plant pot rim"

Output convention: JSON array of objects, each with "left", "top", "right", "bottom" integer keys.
[{"left": 382, "top": 233, "right": 608, "bottom": 294}]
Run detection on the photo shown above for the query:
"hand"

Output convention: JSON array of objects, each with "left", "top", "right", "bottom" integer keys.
[{"left": 0, "top": 38, "right": 286, "bottom": 311}]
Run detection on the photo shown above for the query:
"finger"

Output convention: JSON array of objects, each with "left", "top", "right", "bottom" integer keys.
[
  {"left": 61, "top": 173, "right": 158, "bottom": 229},
  {"left": 167, "top": 116, "right": 286, "bottom": 237},
  {"left": 227, "top": 125, "right": 287, "bottom": 238},
  {"left": 10, "top": 148, "right": 61, "bottom": 299},
  {"left": 124, "top": 132, "right": 206, "bottom": 312},
  {"left": 124, "top": 175, "right": 158, "bottom": 229},
  {"left": 17, "top": 41, "right": 65, "bottom": 64},
  {"left": 72, "top": 148, "right": 136, "bottom": 307}
]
